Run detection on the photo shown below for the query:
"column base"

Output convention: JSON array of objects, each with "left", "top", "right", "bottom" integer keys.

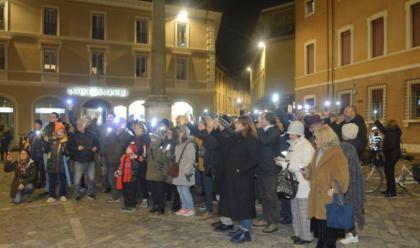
[{"left": 145, "top": 95, "right": 171, "bottom": 121}]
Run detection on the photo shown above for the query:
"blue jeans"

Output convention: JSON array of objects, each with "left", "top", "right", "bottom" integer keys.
[
  {"left": 73, "top": 161, "right": 95, "bottom": 197},
  {"left": 177, "top": 186, "right": 194, "bottom": 210},
  {"left": 239, "top": 219, "right": 252, "bottom": 232},
  {"left": 14, "top": 183, "right": 34, "bottom": 204},
  {"left": 48, "top": 172, "right": 67, "bottom": 198},
  {"left": 203, "top": 175, "right": 214, "bottom": 213}
]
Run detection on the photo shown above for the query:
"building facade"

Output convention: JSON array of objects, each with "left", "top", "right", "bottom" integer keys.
[
  {"left": 249, "top": 1, "right": 295, "bottom": 109},
  {"left": 295, "top": 0, "right": 420, "bottom": 152},
  {"left": 0, "top": 0, "right": 221, "bottom": 139},
  {"left": 215, "top": 63, "right": 250, "bottom": 116}
]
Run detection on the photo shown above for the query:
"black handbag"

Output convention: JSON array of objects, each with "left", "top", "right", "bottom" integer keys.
[{"left": 276, "top": 163, "right": 299, "bottom": 199}]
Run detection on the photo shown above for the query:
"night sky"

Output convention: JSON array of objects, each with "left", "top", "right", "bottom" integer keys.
[{"left": 164, "top": 0, "right": 291, "bottom": 75}]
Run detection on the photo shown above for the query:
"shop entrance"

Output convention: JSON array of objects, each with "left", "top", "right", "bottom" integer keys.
[
  {"left": 83, "top": 99, "right": 112, "bottom": 125},
  {"left": 0, "top": 96, "right": 16, "bottom": 138}
]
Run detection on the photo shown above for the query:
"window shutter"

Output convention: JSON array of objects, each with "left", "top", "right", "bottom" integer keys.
[
  {"left": 372, "top": 17, "right": 384, "bottom": 57},
  {"left": 341, "top": 30, "right": 351, "bottom": 65},
  {"left": 306, "top": 43, "right": 314, "bottom": 74},
  {"left": 412, "top": 3, "right": 420, "bottom": 47}
]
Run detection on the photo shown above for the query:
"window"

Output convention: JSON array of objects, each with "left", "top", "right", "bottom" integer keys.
[
  {"left": 91, "top": 51, "right": 104, "bottom": 75},
  {"left": 371, "top": 17, "right": 384, "bottom": 57},
  {"left": 0, "top": 3, "right": 5, "bottom": 30},
  {"left": 412, "top": 2, "right": 420, "bottom": 47},
  {"left": 136, "top": 19, "right": 148, "bottom": 44},
  {"left": 340, "top": 30, "right": 351, "bottom": 65},
  {"left": 0, "top": 44, "right": 5, "bottom": 70},
  {"left": 176, "top": 23, "right": 187, "bottom": 48},
  {"left": 305, "top": 42, "right": 315, "bottom": 74},
  {"left": 368, "top": 85, "right": 386, "bottom": 120},
  {"left": 176, "top": 57, "right": 187, "bottom": 80},
  {"left": 305, "top": 0, "right": 315, "bottom": 17},
  {"left": 92, "top": 13, "right": 105, "bottom": 40},
  {"left": 411, "top": 83, "right": 420, "bottom": 118},
  {"left": 43, "top": 7, "right": 58, "bottom": 35},
  {"left": 304, "top": 95, "right": 316, "bottom": 110},
  {"left": 338, "top": 91, "right": 352, "bottom": 108},
  {"left": 135, "top": 55, "right": 147, "bottom": 77},
  {"left": 43, "top": 47, "right": 57, "bottom": 73}
]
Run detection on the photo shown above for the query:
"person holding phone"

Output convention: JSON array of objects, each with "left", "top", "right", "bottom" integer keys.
[
  {"left": 275, "top": 121, "right": 315, "bottom": 245},
  {"left": 4, "top": 149, "right": 38, "bottom": 204}
]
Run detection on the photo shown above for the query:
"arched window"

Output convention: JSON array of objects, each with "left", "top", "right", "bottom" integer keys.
[
  {"left": 0, "top": 96, "right": 16, "bottom": 133},
  {"left": 128, "top": 100, "right": 146, "bottom": 121},
  {"left": 33, "top": 97, "right": 65, "bottom": 126},
  {"left": 171, "top": 101, "right": 193, "bottom": 123}
]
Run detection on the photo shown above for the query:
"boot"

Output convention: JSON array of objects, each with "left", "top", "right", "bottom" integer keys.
[
  {"left": 228, "top": 228, "right": 243, "bottom": 238},
  {"left": 230, "top": 231, "right": 251, "bottom": 243}
]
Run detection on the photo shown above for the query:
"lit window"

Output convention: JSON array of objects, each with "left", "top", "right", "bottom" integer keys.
[
  {"left": 305, "top": 0, "right": 315, "bottom": 16},
  {"left": 368, "top": 86, "right": 386, "bottom": 120},
  {"left": 177, "top": 23, "right": 187, "bottom": 48},
  {"left": 92, "top": 13, "right": 105, "bottom": 40},
  {"left": 91, "top": 51, "right": 104, "bottom": 75},
  {"left": 304, "top": 96, "right": 315, "bottom": 110},
  {"left": 43, "top": 7, "right": 58, "bottom": 35},
  {"left": 43, "top": 47, "right": 57, "bottom": 73},
  {"left": 176, "top": 57, "right": 187, "bottom": 80},
  {"left": 136, "top": 55, "right": 147, "bottom": 78},
  {"left": 136, "top": 19, "right": 148, "bottom": 44}
]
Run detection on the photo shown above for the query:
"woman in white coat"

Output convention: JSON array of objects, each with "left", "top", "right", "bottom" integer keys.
[{"left": 277, "top": 121, "right": 315, "bottom": 245}]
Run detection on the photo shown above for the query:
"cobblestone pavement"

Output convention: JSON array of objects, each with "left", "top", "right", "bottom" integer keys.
[{"left": 1, "top": 165, "right": 419, "bottom": 248}]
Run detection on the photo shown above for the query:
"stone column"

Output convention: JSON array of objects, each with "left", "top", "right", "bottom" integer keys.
[{"left": 145, "top": 0, "right": 171, "bottom": 121}]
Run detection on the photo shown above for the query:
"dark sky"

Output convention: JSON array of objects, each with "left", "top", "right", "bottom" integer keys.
[{"left": 165, "top": 0, "right": 290, "bottom": 75}]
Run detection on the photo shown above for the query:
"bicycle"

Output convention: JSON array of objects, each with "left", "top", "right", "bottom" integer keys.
[{"left": 362, "top": 153, "right": 420, "bottom": 196}]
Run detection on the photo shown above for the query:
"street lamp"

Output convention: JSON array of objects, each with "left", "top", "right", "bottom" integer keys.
[
  {"left": 258, "top": 41, "right": 265, "bottom": 49},
  {"left": 177, "top": 10, "right": 188, "bottom": 22}
]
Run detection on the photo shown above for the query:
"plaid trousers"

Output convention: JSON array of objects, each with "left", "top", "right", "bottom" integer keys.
[{"left": 291, "top": 198, "right": 313, "bottom": 241}]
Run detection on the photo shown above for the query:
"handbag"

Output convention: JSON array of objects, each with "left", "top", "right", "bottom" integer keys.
[
  {"left": 326, "top": 180, "right": 354, "bottom": 229},
  {"left": 276, "top": 162, "right": 299, "bottom": 199},
  {"left": 168, "top": 142, "right": 190, "bottom": 178}
]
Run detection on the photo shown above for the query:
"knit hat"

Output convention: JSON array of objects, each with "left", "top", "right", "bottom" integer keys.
[
  {"left": 303, "top": 114, "right": 322, "bottom": 127},
  {"left": 342, "top": 123, "right": 359, "bottom": 141},
  {"left": 54, "top": 122, "right": 65, "bottom": 133},
  {"left": 286, "top": 121, "right": 305, "bottom": 136},
  {"left": 218, "top": 114, "right": 232, "bottom": 129}
]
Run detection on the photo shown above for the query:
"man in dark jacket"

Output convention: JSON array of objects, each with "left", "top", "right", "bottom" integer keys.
[
  {"left": 255, "top": 112, "right": 281, "bottom": 233},
  {"left": 67, "top": 119, "right": 99, "bottom": 201},
  {"left": 98, "top": 112, "right": 116, "bottom": 193},
  {"left": 104, "top": 118, "right": 134, "bottom": 202},
  {"left": 28, "top": 120, "right": 46, "bottom": 188},
  {"left": 341, "top": 106, "right": 368, "bottom": 149}
]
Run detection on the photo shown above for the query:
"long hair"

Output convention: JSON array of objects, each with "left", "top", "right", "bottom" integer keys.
[
  {"left": 313, "top": 125, "right": 340, "bottom": 150},
  {"left": 238, "top": 116, "right": 257, "bottom": 138}
]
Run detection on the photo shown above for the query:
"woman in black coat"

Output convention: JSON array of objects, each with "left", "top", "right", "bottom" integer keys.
[
  {"left": 374, "top": 119, "right": 402, "bottom": 197},
  {"left": 219, "top": 116, "right": 260, "bottom": 243}
]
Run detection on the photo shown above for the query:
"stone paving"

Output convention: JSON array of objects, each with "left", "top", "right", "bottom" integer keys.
[{"left": 1, "top": 164, "right": 420, "bottom": 248}]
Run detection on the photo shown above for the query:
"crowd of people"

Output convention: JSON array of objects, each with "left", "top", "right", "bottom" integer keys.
[{"left": 2, "top": 102, "right": 403, "bottom": 247}]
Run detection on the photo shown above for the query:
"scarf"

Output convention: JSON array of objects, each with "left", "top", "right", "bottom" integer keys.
[
  {"left": 18, "top": 159, "right": 31, "bottom": 175},
  {"left": 116, "top": 155, "right": 134, "bottom": 190}
]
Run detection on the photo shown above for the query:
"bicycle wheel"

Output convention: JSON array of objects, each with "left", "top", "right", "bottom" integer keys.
[
  {"left": 362, "top": 164, "right": 383, "bottom": 193},
  {"left": 399, "top": 167, "right": 420, "bottom": 197}
]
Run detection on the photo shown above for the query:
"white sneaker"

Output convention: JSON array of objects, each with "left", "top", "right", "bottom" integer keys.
[
  {"left": 340, "top": 233, "right": 359, "bottom": 245},
  {"left": 46, "top": 197, "right": 56, "bottom": 203},
  {"left": 60, "top": 196, "right": 67, "bottom": 202}
]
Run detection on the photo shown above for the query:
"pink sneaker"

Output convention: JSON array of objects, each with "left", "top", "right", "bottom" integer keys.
[
  {"left": 175, "top": 209, "right": 187, "bottom": 216},
  {"left": 182, "top": 209, "right": 195, "bottom": 217}
]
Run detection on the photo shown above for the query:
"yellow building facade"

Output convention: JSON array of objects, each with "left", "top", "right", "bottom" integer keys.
[
  {"left": 0, "top": 0, "right": 221, "bottom": 139},
  {"left": 215, "top": 64, "right": 250, "bottom": 116},
  {"left": 249, "top": 2, "right": 295, "bottom": 108},
  {"left": 295, "top": 0, "right": 420, "bottom": 152}
]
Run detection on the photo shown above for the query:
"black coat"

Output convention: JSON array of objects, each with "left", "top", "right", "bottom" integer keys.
[
  {"left": 337, "top": 115, "right": 368, "bottom": 149},
  {"left": 67, "top": 130, "right": 99, "bottom": 163},
  {"left": 4, "top": 160, "right": 38, "bottom": 198},
  {"left": 211, "top": 128, "right": 235, "bottom": 194},
  {"left": 188, "top": 123, "right": 216, "bottom": 176},
  {"left": 27, "top": 131, "right": 44, "bottom": 160},
  {"left": 256, "top": 126, "right": 281, "bottom": 176},
  {"left": 219, "top": 133, "right": 260, "bottom": 220},
  {"left": 375, "top": 120, "right": 402, "bottom": 158}
]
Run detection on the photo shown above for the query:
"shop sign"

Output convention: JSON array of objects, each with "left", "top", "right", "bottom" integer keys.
[{"left": 66, "top": 87, "right": 129, "bottom": 98}]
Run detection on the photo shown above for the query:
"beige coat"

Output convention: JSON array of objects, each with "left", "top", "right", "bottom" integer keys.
[{"left": 307, "top": 145, "right": 349, "bottom": 220}]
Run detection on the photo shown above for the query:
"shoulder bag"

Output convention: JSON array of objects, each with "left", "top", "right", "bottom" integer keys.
[
  {"left": 168, "top": 142, "right": 190, "bottom": 178},
  {"left": 276, "top": 162, "right": 299, "bottom": 199},
  {"left": 326, "top": 180, "right": 354, "bottom": 229}
]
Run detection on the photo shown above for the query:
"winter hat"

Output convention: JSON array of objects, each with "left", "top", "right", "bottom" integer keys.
[
  {"left": 286, "top": 121, "right": 305, "bottom": 136},
  {"left": 342, "top": 123, "right": 359, "bottom": 141},
  {"left": 218, "top": 114, "right": 232, "bottom": 129},
  {"left": 54, "top": 122, "right": 65, "bottom": 133},
  {"left": 303, "top": 114, "right": 322, "bottom": 127}
]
